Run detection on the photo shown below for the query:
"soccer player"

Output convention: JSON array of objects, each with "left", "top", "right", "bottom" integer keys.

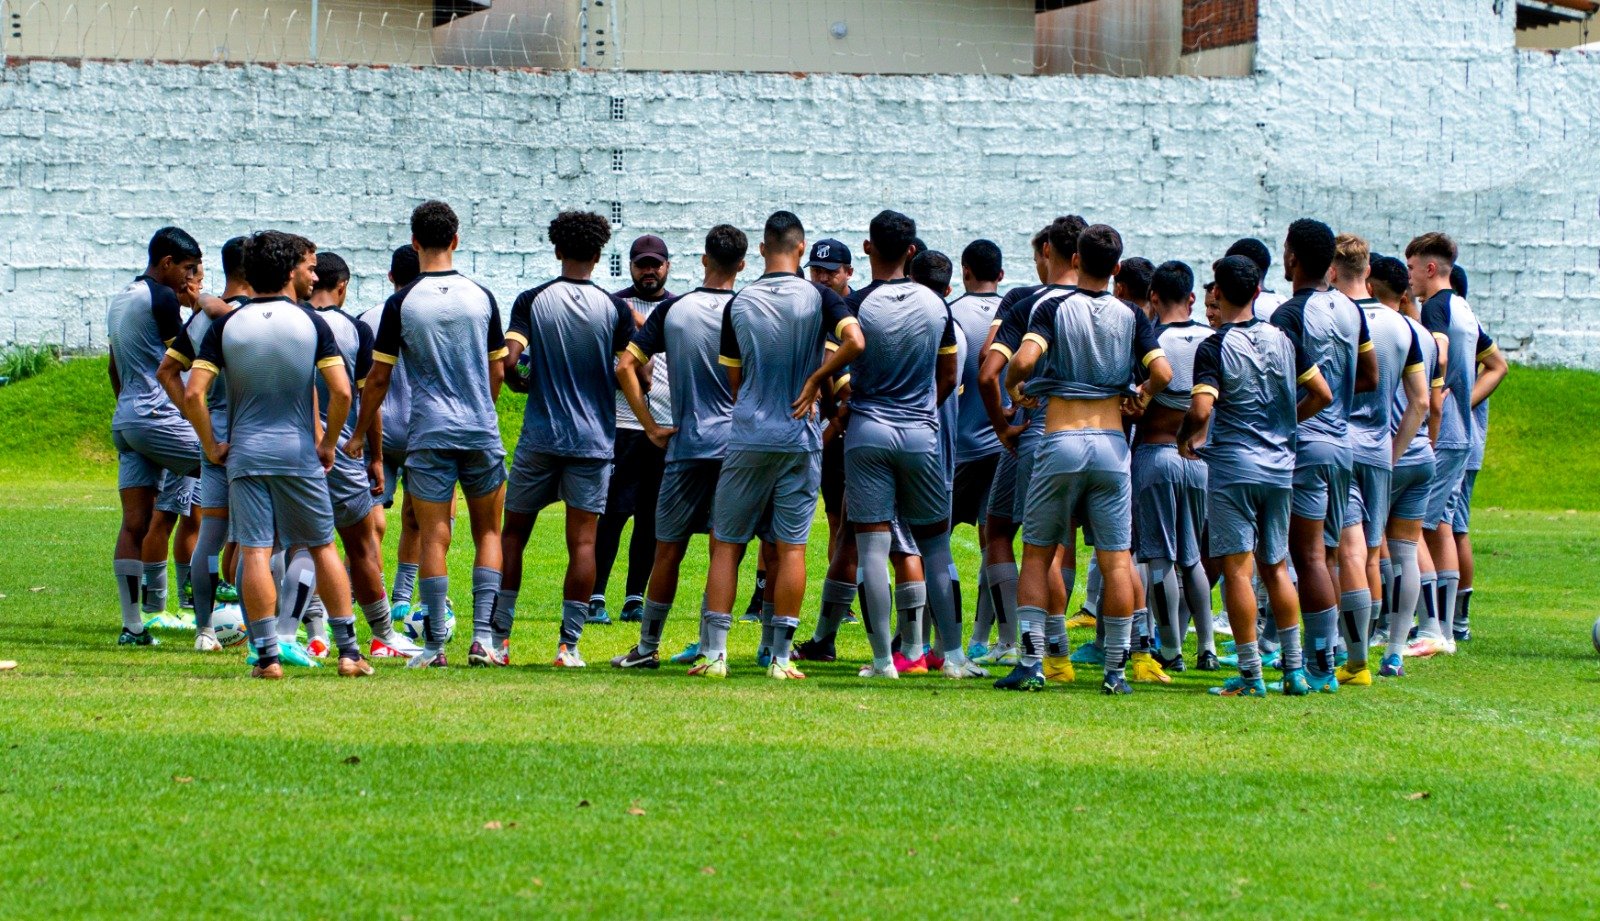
[
  {"left": 609, "top": 224, "right": 746, "bottom": 669},
  {"left": 692, "top": 210, "right": 862, "bottom": 679},
  {"left": 1114, "top": 256, "right": 1155, "bottom": 321},
  {"left": 1139, "top": 260, "right": 1220, "bottom": 673},
  {"left": 350, "top": 201, "right": 508, "bottom": 669},
  {"left": 1002, "top": 224, "right": 1172, "bottom": 695},
  {"left": 497, "top": 210, "right": 632, "bottom": 668},
  {"left": 1333, "top": 236, "right": 1428, "bottom": 684},
  {"left": 1447, "top": 265, "right": 1508, "bottom": 642},
  {"left": 1226, "top": 237, "right": 1286, "bottom": 321},
  {"left": 107, "top": 226, "right": 206, "bottom": 646},
  {"left": 158, "top": 235, "right": 249, "bottom": 651},
  {"left": 1367, "top": 254, "right": 1438, "bottom": 676},
  {"left": 591, "top": 234, "right": 675, "bottom": 626},
  {"left": 946, "top": 240, "right": 1005, "bottom": 661},
  {"left": 1269, "top": 218, "right": 1377, "bottom": 694},
  {"left": 139, "top": 472, "right": 197, "bottom": 627},
  {"left": 1180, "top": 255, "right": 1331, "bottom": 697},
  {"left": 183, "top": 230, "right": 367, "bottom": 679},
  {"left": 1405, "top": 232, "right": 1499, "bottom": 655},
  {"left": 808, "top": 237, "right": 856, "bottom": 560}
]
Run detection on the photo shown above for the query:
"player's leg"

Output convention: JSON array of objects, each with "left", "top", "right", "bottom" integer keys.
[
  {"left": 392, "top": 491, "right": 421, "bottom": 613},
  {"left": 978, "top": 449, "right": 1022, "bottom": 665},
  {"left": 1384, "top": 517, "right": 1424, "bottom": 676},
  {"left": 190, "top": 506, "right": 230, "bottom": 650},
  {"left": 1207, "top": 551, "right": 1267, "bottom": 697},
  {"left": 798, "top": 520, "right": 857, "bottom": 661},
  {"left": 620, "top": 439, "right": 666, "bottom": 623},
  {"left": 888, "top": 523, "right": 928, "bottom": 672},
  {"left": 343, "top": 503, "right": 415, "bottom": 660},
  {"left": 140, "top": 507, "right": 178, "bottom": 619},
  {"left": 621, "top": 459, "right": 715, "bottom": 668},
  {"left": 1420, "top": 448, "right": 1466, "bottom": 649},
  {"left": 1085, "top": 459, "right": 1140, "bottom": 694},
  {"left": 590, "top": 432, "right": 638, "bottom": 625},
  {"left": 1452, "top": 470, "right": 1476, "bottom": 642},
  {"left": 760, "top": 452, "right": 821, "bottom": 679},
  {"left": 693, "top": 451, "right": 775, "bottom": 677},
  {"left": 997, "top": 462, "right": 1075, "bottom": 690},
  {"left": 441, "top": 449, "right": 507, "bottom": 666},
  {"left": 845, "top": 442, "right": 905, "bottom": 679},
  {"left": 1288, "top": 465, "right": 1339, "bottom": 689},
  {"left": 114, "top": 473, "right": 160, "bottom": 643}
]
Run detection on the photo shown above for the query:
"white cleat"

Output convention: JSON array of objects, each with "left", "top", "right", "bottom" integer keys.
[
  {"left": 767, "top": 661, "right": 806, "bottom": 680},
  {"left": 858, "top": 662, "right": 900, "bottom": 679},
  {"left": 973, "top": 644, "right": 1017, "bottom": 667},
  {"left": 1370, "top": 629, "right": 1389, "bottom": 649},
  {"left": 405, "top": 648, "right": 447, "bottom": 669},
  {"left": 370, "top": 632, "right": 422, "bottom": 659},
  {"left": 942, "top": 658, "right": 990, "bottom": 679},
  {"left": 193, "top": 631, "right": 223, "bottom": 652},
  {"left": 1405, "top": 636, "right": 1446, "bottom": 658},
  {"left": 552, "top": 644, "right": 587, "bottom": 668},
  {"left": 1211, "top": 614, "right": 1234, "bottom": 636}
]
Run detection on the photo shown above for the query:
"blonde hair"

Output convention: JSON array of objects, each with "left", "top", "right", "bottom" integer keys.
[{"left": 1332, "top": 233, "right": 1370, "bottom": 281}]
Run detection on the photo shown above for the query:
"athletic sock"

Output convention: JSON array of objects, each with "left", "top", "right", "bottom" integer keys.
[
  {"left": 114, "top": 559, "right": 145, "bottom": 632},
  {"left": 492, "top": 589, "right": 519, "bottom": 645},
  {"left": 914, "top": 531, "right": 961, "bottom": 656},
  {"left": 813, "top": 578, "right": 856, "bottom": 643},
  {"left": 1060, "top": 565, "right": 1077, "bottom": 615},
  {"left": 1457, "top": 586, "right": 1473, "bottom": 627},
  {"left": 276, "top": 551, "right": 317, "bottom": 642},
  {"left": 1102, "top": 615, "right": 1133, "bottom": 681},
  {"left": 1084, "top": 557, "right": 1103, "bottom": 617},
  {"left": 1151, "top": 558, "right": 1183, "bottom": 659},
  {"left": 1044, "top": 613, "right": 1069, "bottom": 657},
  {"left": 745, "top": 569, "right": 767, "bottom": 616},
  {"left": 391, "top": 562, "right": 419, "bottom": 606},
  {"left": 1132, "top": 607, "right": 1154, "bottom": 653},
  {"left": 1338, "top": 589, "right": 1372, "bottom": 666},
  {"left": 360, "top": 595, "right": 394, "bottom": 642},
  {"left": 894, "top": 582, "right": 928, "bottom": 658},
  {"left": 971, "top": 566, "right": 994, "bottom": 647},
  {"left": 420, "top": 575, "right": 450, "bottom": 653},
  {"left": 1417, "top": 570, "right": 1440, "bottom": 638},
  {"left": 701, "top": 610, "right": 733, "bottom": 660},
  {"left": 176, "top": 562, "right": 192, "bottom": 607},
  {"left": 471, "top": 566, "right": 502, "bottom": 646},
  {"left": 1378, "top": 557, "right": 1396, "bottom": 632},
  {"left": 770, "top": 615, "right": 799, "bottom": 665},
  {"left": 1017, "top": 604, "right": 1046, "bottom": 668},
  {"left": 1234, "top": 640, "right": 1263, "bottom": 682},
  {"left": 948, "top": 560, "right": 963, "bottom": 637},
  {"left": 303, "top": 595, "right": 328, "bottom": 647},
  {"left": 329, "top": 616, "right": 360, "bottom": 659},
  {"left": 985, "top": 562, "right": 1019, "bottom": 649},
  {"left": 247, "top": 611, "right": 280, "bottom": 666},
  {"left": 639, "top": 599, "right": 671, "bottom": 655},
  {"left": 1303, "top": 606, "right": 1338, "bottom": 676},
  {"left": 1255, "top": 577, "right": 1279, "bottom": 653},
  {"left": 1183, "top": 561, "right": 1215, "bottom": 653},
  {"left": 141, "top": 562, "right": 168, "bottom": 614},
  {"left": 758, "top": 601, "right": 777, "bottom": 658},
  {"left": 1436, "top": 570, "right": 1460, "bottom": 640},
  {"left": 559, "top": 599, "right": 587, "bottom": 651},
  {"left": 1277, "top": 623, "right": 1304, "bottom": 672},
  {"left": 1388, "top": 539, "right": 1421, "bottom": 660},
  {"left": 857, "top": 531, "right": 895, "bottom": 667},
  {"left": 190, "top": 515, "right": 227, "bottom": 631}
]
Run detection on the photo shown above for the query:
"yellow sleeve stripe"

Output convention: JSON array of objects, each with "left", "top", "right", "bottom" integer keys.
[
  {"left": 832, "top": 374, "right": 851, "bottom": 394},
  {"left": 989, "top": 319, "right": 1003, "bottom": 329},
  {"left": 488, "top": 347, "right": 509, "bottom": 361},
  {"left": 505, "top": 331, "right": 529, "bottom": 348},
  {"left": 1021, "top": 332, "right": 1049, "bottom": 353},
  {"left": 1404, "top": 362, "right": 1425, "bottom": 375},
  {"left": 316, "top": 356, "right": 344, "bottom": 371},
  {"left": 355, "top": 377, "right": 367, "bottom": 389},
  {"left": 824, "top": 340, "right": 839, "bottom": 352},
  {"left": 990, "top": 342, "right": 1015, "bottom": 361},
  {"left": 1297, "top": 365, "right": 1321, "bottom": 385},
  {"left": 1477, "top": 343, "right": 1498, "bottom": 360},
  {"left": 164, "top": 347, "right": 193, "bottom": 370},
  {"left": 625, "top": 343, "right": 650, "bottom": 363},
  {"left": 192, "top": 360, "right": 220, "bottom": 376},
  {"left": 957, "top": 384, "right": 966, "bottom": 396},
  {"left": 163, "top": 336, "right": 177, "bottom": 347},
  {"left": 373, "top": 351, "right": 399, "bottom": 366},
  {"left": 1432, "top": 332, "right": 1449, "bottom": 344},
  {"left": 834, "top": 316, "right": 861, "bottom": 339},
  {"left": 718, "top": 356, "right": 742, "bottom": 368},
  {"left": 1191, "top": 384, "right": 1219, "bottom": 398},
  {"left": 1359, "top": 340, "right": 1375, "bottom": 353},
  {"left": 938, "top": 345, "right": 959, "bottom": 355},
  {"left": 1432, "top": 377, "right": 1445, "bottom": 388},
  {"left": 1141, "top": 348, "right": 1166, "bottom": 368}
]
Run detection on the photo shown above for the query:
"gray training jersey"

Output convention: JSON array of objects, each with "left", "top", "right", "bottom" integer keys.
[
  {"left": 614, "top": 286, "right": 674, "bottom": 431},
  {"left": 628, "top": 286, "right": 736, "bottom": 463},
  {"left": 848, "top": 278, "right": 957, "bottom": 435},
  {"left": 1150, "top": 319, "right": 1214, "bottom": 412},
  {"left": 1421, "top": 289, "right": 1494, "bottom": 450},
  {"left": 195, "top": 297, "right": 342, "bottom": 479},
  {"left": 1395, "top": 315, "right": 1440, "bottom": 468},
  {"left": 1022, "top": 287, "right": 1163, "bottom": 401},
  {"left": 358, "top": 304, "right": 410, "bottom": 455},
  {"left": 1191, "top": 318, "right": 1318, "bottom": 488},
  {"left": 1270, "top": 287, "right": 1372, "bottom": 468},
  {"left": 166, "top": 295, "right": 247, "bottom": 441},
  {"left": 718, "top": 272, "right": 857, "bottom": 454},
  {"left": 373, "top": 270, "right": 507, "bottom": 453},
  {"left": 947, "top": 292, "right": 1003, "bottom": 462},
  {"left": 507, "top": 277, "right": 635, "bottom": 460},
  {"left": 107, "top": 275, "right": 186, "bottom": 431},
  {"left": 1351, "top": 299, "right": 1425, "bottom": 469},
  {"left": 314, "top": 305, "right": 374, "bottom": 486}
]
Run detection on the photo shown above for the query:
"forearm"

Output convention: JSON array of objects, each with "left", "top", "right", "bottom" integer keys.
[
  {"left": 350, "top": 373, "right": 390, "bottom": 443},
  {"left": 617, "top": 358, "right": 655, "bottom": 430},
  {"left": 323, "top": 393, "right": 352, "bottom": 450},
  {"left": 1471, "top": 361, "right": 1506, "bottom": 407}
]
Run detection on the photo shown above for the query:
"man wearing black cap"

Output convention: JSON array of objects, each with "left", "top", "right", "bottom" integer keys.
[
  {"left": 806, "top": 238, "right": 854, "bottom": 298},
  {"left": 590, "top": 234, "right": 676, "bottom": 626}
]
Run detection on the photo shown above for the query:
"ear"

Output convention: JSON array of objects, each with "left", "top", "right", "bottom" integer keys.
[
  {"left": 997, "top": 269, "right": 1005, "bottom": 284},
  {"left": 1111, "top": 261, "right": 1122, "bottom": 278},
  {"left": 449, "top": 233, "right": 460, "bottom": 253}
]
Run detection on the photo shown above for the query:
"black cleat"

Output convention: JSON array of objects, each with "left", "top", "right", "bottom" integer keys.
[
  {"left": 118, "top": 627, "right": 158, "bottom": 646},
  {"left": 610, "top": 645, "right": 661, "bottom": 669},
  {"left": 620, "top": 599, "right": 644, "bottom": 623},
  {"left": 1101, "top": 674, "right": 1134, "bottom": 695},
  {"left": 1196, "top": 649, "right": 1221, "bottom": 672},
  {"left": 1154, "top": 651, "right": 1185, "bottom": 673},
  {"left": 792, "top": 638, "right": 837, "bottom": 662}
]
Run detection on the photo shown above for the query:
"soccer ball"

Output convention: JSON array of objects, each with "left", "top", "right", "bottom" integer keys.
[
  {"left": 212, "top": 603, "right": 248, "bottom": 648},
  {"left": 1592, "top": 616, "right": 1600, "bottom": 655},
  {"left": 398, "top": 597, "right": 455, "bottom": 644}
]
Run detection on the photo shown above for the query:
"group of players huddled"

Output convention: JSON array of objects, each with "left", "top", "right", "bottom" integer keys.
[{"left": 106, "top": 199, "right": 1504, "bottom": 694}]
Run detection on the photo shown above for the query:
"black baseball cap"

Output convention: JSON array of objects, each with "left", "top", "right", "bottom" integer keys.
[
  {"left": 806, "top": 239, "right": 852, "bottom": 270},
  {"left": 629, "top": 234, "right": 670, "bottom": 265}
]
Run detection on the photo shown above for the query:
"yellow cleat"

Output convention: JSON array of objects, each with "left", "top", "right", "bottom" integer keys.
[
  {"left": 1128, "top": 652, "right": 1173, "bottom": 684},
  {"left": 1334, "top": 663, "right": 1373, "bottom": 687},
  {"left": 1066, "top": 610, "right": 1097, "bottom": 630},
  {"left": 1042, "top": 655, "right": 1076, "bottom": 683}
]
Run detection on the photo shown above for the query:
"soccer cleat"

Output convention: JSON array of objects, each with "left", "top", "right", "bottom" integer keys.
[
  {"left": 179, "top": 583, "right": 195, "bottom": 611},
  {"left": 1101, "top": 674, "right": 1134, "bottom": 695},
  {"left": 1406, "top": 636, "right": 1446, "bottom": 658},
  {"left": 1196, "top": 649, "right": 1221, "bottom": 672},
  {"left": 585, "top": 600, "right": 612, "bottom": 626},
  {"left": 992, "top": 661, "right": 1044, "bottom": 691},
  {"left": 974, "top": 644, "right": 1018, "bottom": 667},
  {"left": 1378, "top": 653, "right": 1406, "bottom": 678},
  {"left": 1441, "top": 637, "right": 1458, "bottom": 655},
  {"left": 858, "top": 661, "right": 899, "bottom": 679},
  {"left": 966, "top": 642, "right": 990, "bottom": 661},
  {"left": 1066, "top": 609, "right": 1097, "bottom": 630},
  {"left": 143, "top": 612, "right": 191, "bottom": 631},
  {"left": 251, "top": 661, "right": 284, "bottom": 679},
  {"left": 337, "top": 655, "right": 375, "bottom": 677},
  {"left": 1042, "top": 654, "right": 1076, "bottom": 683},
  {"left": 1219, "top": 648, "right": 1281, "bottom": 670},
  {"left": 1453, "top": 623, "right": 1472, "bottom": 643},
  {"left": 1276, "top": 667, "right": 1312, "bottom": 696},
  {"left": 306, "top": 637, "right": 330, "bottom": 659},
  {"left": 1154, "top": 650, "right": 1186, "bottom": 673},
  {"left": 1208, "top": 676, "right": 1268, "bottom": 697},
  {"left": 689, "top": 655, "right": 729, "bottom": 678},
  {"left": 1370, "top": 628, "right": 1389, "bottom": 648},
  {"left": 738, "top": 611, "right": 763, "bottom": 624},
  {"left": 469, "top": 640, "right": 510, "bottom": 668},
  {"left": 942, "top": 658, "right": 989, "bottom": 679},
  {"left": 193, "top": 631, "right": 222, "bottom": 652},
  {"left": 610, "top": 645, "right": 660, "bottom": 670},
  {"left": 1211, "top": 613, "right": 1234, "bottom": 636},
  {"left": 893, "top": 651, "right": 929, "bottom": 675},
  {"left": 669, "top": 641, "right": 705, "bottom": 665},
  {"left": 767, "top": 661, "right": 806, "bottom": 680},
  {"left": 1129, "top": 652, "right": 1173, "bottom": 684},
  {"left": 1334, "top": 663, "right": 1372, "bottom": 687},
  {"left": 248, "top": 640, "right": 319, "bottom": 668},
  {"left": 792, "top": 638, "right": 836, "bottom": 662},
  {"left": 370, "top": 633, "right": 421, "bottom": 659},
  {"left": 1069, "top": 641, "right": 1104, "bottom": 666},
  {"left": 620, "top": 599, "right": 644, "bottom": 623},
  {"left": 840, "top": 611, "right": 860, "bottom": 626},
  {"left": 215, "top": 581, "right": 241, "bottom": 604},
  {"left": 405, "top": 649, "right": 447, "bottom": 669},
  {"left": 756, "top": 648, "right": 773, "bottom": 668},
  {"left": 1334, "top": 648, "right": 1349, "bottom": 668},
  {"left": 925, "top": 650, "right": 945, "bottom": 672},
  {"left": 1304, "top": 670, "right": 1340, "bottom": 693},
  {"left": 118, "top": 627, "right": 158, "bottom": 646},
  {"left": 553, "top": 644, "right": 587, "bottom": 668}
]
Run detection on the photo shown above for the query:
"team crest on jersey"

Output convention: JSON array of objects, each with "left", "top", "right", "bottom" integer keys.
[{"left": 262, "top": 311, "right": 273, "bottom": 319}]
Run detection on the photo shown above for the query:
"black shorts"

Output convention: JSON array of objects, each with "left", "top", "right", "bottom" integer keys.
[
  {"left": 821, "top": 432, "right": 846, "bottom": 517},
  {"left": 951, "top": 453, "right": 1000, "bottom": 527},
  {"left": 603, "top": 428, "right": 667, "bottom": 518}
]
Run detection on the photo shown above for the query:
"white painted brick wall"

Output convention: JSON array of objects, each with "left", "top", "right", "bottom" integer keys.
[{"left": 1, "top": 0, "right": 1597, "bottom": 365}]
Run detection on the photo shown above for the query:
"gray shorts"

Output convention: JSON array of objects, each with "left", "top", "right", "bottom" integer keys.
[
  {"left": 1292, "top": 462, "right": 1352, "bottom": 547},
  {"left": 844, "top": 422, "right": 948, "bottom": 527},
  {"left": 198, "top": 459, "right": 230, "bottom": 511},
  {"left": 1022, "top": 430, "right": 1132, "bottom": 551},
  {"left": 1207, "top": 481, "right": 1291, "bottom": 565},
  {"left": 505, "top": 446, "right": 607, "bottom": 515},
  {"left": 1344, "top": 462, "right": 1392, "bottom": 548},
  {"left": 656, "top": 458, "right": 721, "bottom": 543},
  {"left": 1132, "top": 444, "right": 1207, "bottom": 566},
  {"left": 1451, "top": 468, "right": 1478, "bottom": 533},
  {"left": 1012, "top": 434, "right": 1044, "bottom": 522},
  {"left": 230, "top": 474, "right": 335, "bottom": 549},
  {"left": 713, "top": 449, "right": 821, "bottom": 546},
  {"left": 1425, "top": 446, "right": 1470, "bottom": 530},
  {"left": 329, "top": 461, "right": 377, "bottom": 530},
  {"left": 986, "top": 450, "right": 1019, "bottom": 524},
  {"left": 409, "top": 447, "right": 508, "bottom": 505},
  {"left": 1389, "top": 460, "right": 1435, "bottom": 523},
  {"left": 113, "top": 422, "right": 201, "bottom": 491},
  {"left": 155, "top": 468, "right": 197, "bottom": 516},
  {"left": 380, "top": 448, "right": 407, "bottom": 508}
]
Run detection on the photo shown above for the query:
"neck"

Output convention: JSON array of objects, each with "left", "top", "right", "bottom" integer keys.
[
  {"left": 1376, "top": 296, "right": 1403, "bottom": 313},
  {"left": 965, "top": 281, "right": 999, "bottom": 295},
  {"left": 560, "top": 258, "right": 596, "bottom": 281},
  {"left": 220, "top": 281, "right": 250, "bottom": 299},
  {"left": 309, "top": 291, "right": 341, "bottom": 309},
  {"left": 1220, "top": 304, "right": 1253, "bottom": 325},
  {"left": 1419, "top": 277, "right": 1452, "bottom": 299},
  {"left": 763, "top": 257, "right": 800, "bottom": 276},
  {"left": 1290, "top": 272, "right": 1325, "bottom": 291},
  {"left": 1046, "top": 259, "right": 1076, "bottom": 287},
  {"left": 1155, "top": 305, "right": 1190, "bottom": 325},
  {"left": 703, "top": 271, "right": 738, "bottom": 291},
  {"left": 264, "top": 286, "right": 295, "bottom": 300},
  {"left": 1333, "top": 276, "right": 1367, "bottom": 300},
  {"left": 1076, "top": 273, "right": 1111, "bottom": 292},
  {"left": 868, "top": 257, "right": 905, "bottom": 282},
  {"left": 416, "top": 248, "right": 453, "bottom": 273}
]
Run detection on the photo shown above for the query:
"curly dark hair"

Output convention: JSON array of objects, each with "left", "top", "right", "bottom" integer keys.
[
  {"left": 243, "top": 230, "right": 315, "bottom": 295},
  {"left": 705, "top": 223, "right": 748, "bottom": 272},
  {"left": 411, "top": 200, "right": 459, "bottom": 250},
  {"left": 1286, "top": 218, "right": 1336, "bottom": 279},
  {"left": 549, "top": 210, "right": 612, "bottom": 263}
]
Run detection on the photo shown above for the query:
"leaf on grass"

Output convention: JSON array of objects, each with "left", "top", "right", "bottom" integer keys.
[
  {"left": 28, "top": 586, "right": 44, "bottom": 593},
  {"left": 1072, "top": 805, "right": 1086, "bottom": 813},
  {"left": 700, "top": 866, "right": 716, "bottom": 875},
  {"left": 531, "top": 878, "right": 543, "bottom": 888},
  {"left": 627, "top": 803, "right": 646, "bottom": 817},
  {"left": 341, "top": 755, "right": 361, "bottom": 765},
  {"left": 906, "top": 848, "right": 917, "bottom": 857},
  {"left": 1497, "top": 903, "right": 1510, "bottom": 911},
  {"left": 578, "top": 799, "right": 590, "bottom": 808},
  {"left": 484, "top": 821, "right": 503, "bottom": 830},
  {"left": 172, "top": 775, "right": 193, "bottom": 784},
  {"left": 1406, "top": 791, "right": 1431, "bottom": 801}
]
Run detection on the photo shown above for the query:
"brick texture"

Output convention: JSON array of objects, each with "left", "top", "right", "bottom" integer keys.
[{"left": 1184, "top": 0, "right": 1258, "bottom": 54}]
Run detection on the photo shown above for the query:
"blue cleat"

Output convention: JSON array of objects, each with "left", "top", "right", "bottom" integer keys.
[
  {"left": 1070, "top": 641, "right": 1104, "bottom": 665},
  {"left": 248, "top": 639, "right": 320, "bottom": 668},
  {"left": 1100, "top": 674, "right": 1133, "bottom": 695},
  {"left": 1208, "top": 675, "right": 1268, "bottom": 697},
  {"left": 1273, "top": 667, "right": 1312, "bottom": 696},
  {"left": 993, "top": 661, "right": 1045, "bottom": 691},
  {"left": 966, "top": 642, "right": 990, "bottom": 661},
  {"left": 1304, "top": 669, "right": 1339, "bottom": 693},
  {"left": 1334, "top": 648, "right": 1349, "bottom": 668},
  {"left": 668, "top": 642, "right": 704, "bottom": 665},
  {"left": 117, "top": 627, "right": 158, "bottom": 646},
  {"left": 756, "top": 648, "right": 772, "bottom": 668},
  {"left": 1379, "top": 653, "right": 1405, "bottom": 677},
  {"left": 585, "top": 600, "right": 612, "bottom": 626},
  {"left": 1219, "top": 648, "right": 1280, "bottom": 670}
]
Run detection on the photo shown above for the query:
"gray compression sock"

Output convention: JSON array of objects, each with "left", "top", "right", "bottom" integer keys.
[{"left": 857, "top": 530, "right": 895, "bottom": 666}]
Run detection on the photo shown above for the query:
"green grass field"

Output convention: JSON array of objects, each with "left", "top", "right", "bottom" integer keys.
[{"left": 1, "top": 358, "right": 1597, "bottom": 918}]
